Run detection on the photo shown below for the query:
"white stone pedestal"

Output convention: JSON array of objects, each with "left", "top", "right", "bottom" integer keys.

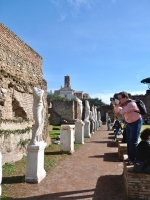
[
  {"left": 93, "top": 120, "right": 96, "bottom": 132},
  {"left": 25, "top": 142, "right": 47, "bottom": 183},
  {"left": 0, "top": 152, "right": 2, "bottom": 195},
  {"left": 75, "top": 120, "right": 85, "bottom": 144},
  {"left": 84, "top": 120, "right": 91, "bottom": 138},
  {"left": 60, "top": 125, "right": 75, "bottom": 154},
  {"left": 96, "top": 121, "right": 99, "bottom": 130},
  {"left": 95, "top": 120, "right": 97, "bottom": 130}
]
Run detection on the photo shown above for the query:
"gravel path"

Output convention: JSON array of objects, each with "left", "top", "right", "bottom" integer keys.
[{"left": 14, "top": 125, "right": 127, "bottom": 200}]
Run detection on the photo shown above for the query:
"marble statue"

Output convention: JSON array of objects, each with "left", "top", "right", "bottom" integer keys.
[
  {"left": 30, "top": 87, "right": 45, "bottom": 145},
  {"left": 92, "top": 106, "right": 95, "bottom": 120},
  {"left": 98, "top": 111, "right": 101, "bottom": 120},
  {"left": 76, "top": 97, "right": 83, "bottom": 120},
  {"left": 84, "top": 100, "right": 90, "bottom": 121},
  {"left": 89, "top": 111, "right": 93, "bottom": 120},
  {"left": 95, "top": 106, "right": 97, "bottom": 121}
]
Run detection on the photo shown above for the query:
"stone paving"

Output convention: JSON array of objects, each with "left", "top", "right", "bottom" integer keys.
[{"left": 16, "top": 125, "right": 127, "bottom": 200}]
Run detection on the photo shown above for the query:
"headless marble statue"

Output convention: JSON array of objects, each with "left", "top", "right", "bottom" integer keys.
[
  {"left": 84, "top": 100, "right": 90, "bottom": 121},
  {"left": 92, "top": 106, "right": 95, "bottom": 121},
  {"left": 76, "top": 97, "right": 83, "bottom": 120},
  {"left": 95, "top": 106, "right": 97, "bottom": 121},
  {"left": 30, "top": 87, "right": 45, "bottom": 145}
]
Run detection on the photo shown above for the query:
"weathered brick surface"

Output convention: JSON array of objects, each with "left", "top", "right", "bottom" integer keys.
[
  {"left": 123, "top": 154, "right": 150, "bottom": 199},
  {"left": 0, "top": 23, "right": 50, "bottom": 163},
  {"left": 0, "top": 23, "right": 42, "bottom": 84}
]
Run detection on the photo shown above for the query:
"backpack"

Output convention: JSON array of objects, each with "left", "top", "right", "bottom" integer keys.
[
  {"left": 107, "top": 119, "right": 111, "bottom": 124},
  {"left": 128, "top": 99, "right": 147, "bottom": 115},
  {"left": 114, "top": 120, "right": 121, "bottom": 129}
]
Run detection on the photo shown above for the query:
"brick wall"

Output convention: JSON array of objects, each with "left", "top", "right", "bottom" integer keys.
[
  {"left": 0, "top": 23, "right": 50, "bottom": 162},
  {"left": 0, "top": 23, "right": 42, "bottom": 85},
  {"left": 123, "top": 155, "right": 150, "bottom": 199}
]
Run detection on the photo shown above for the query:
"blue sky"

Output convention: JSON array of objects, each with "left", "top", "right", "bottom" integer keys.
[{"left": 0, "top": 0, "right": 150, "bottom": 104}]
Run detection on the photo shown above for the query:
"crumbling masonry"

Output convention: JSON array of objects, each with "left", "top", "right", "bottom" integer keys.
[{"left": 0, "top": 23, "right": 50, "bottom": 164}]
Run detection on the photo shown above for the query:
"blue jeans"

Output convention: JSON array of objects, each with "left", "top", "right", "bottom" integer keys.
[
  {"left": 107, "top": 124, "right": 110, "bottom": 131},
  {"left": 113, "top": 129, "right": 120, "bottom": 140},
  {"left": 126, "top": 118, "right": 143, "bottom": 162}
]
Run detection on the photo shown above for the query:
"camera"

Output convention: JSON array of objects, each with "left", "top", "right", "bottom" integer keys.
[
  {"left": 110, "top": 94, "right": 119, "bottom": 105},
  {"left": 110, "top": 97, "right": 115, "bottom": 101}
]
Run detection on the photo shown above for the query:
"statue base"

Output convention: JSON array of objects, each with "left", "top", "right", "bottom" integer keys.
[
  {"left": 84, "top": 120, "right": 91, "bottom": 138},
  {"left": 60, "top": 125, "right": 75, "bottom": 154},
  {"left": 75, "top": 120, "right": 85, "bottom": 144},
  {"left": 25, "top": 141, "right": 47, "bottom": 183}
]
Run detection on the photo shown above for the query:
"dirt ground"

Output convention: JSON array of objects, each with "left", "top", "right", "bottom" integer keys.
[{"left": 2, "top": 125, "right": 127, "bottom": 200}]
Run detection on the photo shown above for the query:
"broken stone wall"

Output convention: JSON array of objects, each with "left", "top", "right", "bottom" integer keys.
[
  {"left": 49, "top": 101, "right": 75, "bottom": 125},
  {"left": 0, "top": 23, "right": 50, "bottom": 164}
]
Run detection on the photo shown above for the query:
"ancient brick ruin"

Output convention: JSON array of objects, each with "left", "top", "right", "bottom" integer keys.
[{"left": 0, "top": 23, "right": 50, "bottom": 164}]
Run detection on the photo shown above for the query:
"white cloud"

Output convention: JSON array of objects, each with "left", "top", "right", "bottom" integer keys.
[
  {"left": 59, "top": 14, "right": 67, "bottom": 21},
  {"left": 91, "top": 90, "right": 147, "bottom": 105},
  {"left": 67, "top": 0, "right": 93, "bottom": 9}
]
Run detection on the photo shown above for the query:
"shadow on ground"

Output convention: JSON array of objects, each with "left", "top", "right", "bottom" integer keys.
[
  {"left": 87, "top": 141, "right": 110, "bottom": 143},
  {"left": 109, "top": 132, "right": 114, "bottom": 135},
  {"left": 11, "top": 174, "right": 127, "bottom": 200},
  {"left": 45, "top": 151, "right": 70, "bottom": 155},
  {"left": 89, "top": 152, "right": 120, "bottom": 162},
  {"left": 2, "top": 176, "right": 25, "bottom": 184},
  {"left": 107, "top": 142, "right": 117, "bottom": 147}
]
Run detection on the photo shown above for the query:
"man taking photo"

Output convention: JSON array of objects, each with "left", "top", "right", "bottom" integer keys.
[{"left": 111, "top": 91, "right": 142, "bottom": 165}]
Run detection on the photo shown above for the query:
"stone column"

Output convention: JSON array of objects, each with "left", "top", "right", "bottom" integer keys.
[
  {"left": 75, "top": 120, "right": 85, "bottom": 144},
  {"left": 60, "top": 125, "right": 75, "bottom": 154},
  {"left": 25, "top": 142, "right": 47, "bottom": 183}
]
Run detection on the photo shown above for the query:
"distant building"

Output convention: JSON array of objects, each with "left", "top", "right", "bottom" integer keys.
[{"left": 54, "top": 76, "right": 90, "bottom": 100}]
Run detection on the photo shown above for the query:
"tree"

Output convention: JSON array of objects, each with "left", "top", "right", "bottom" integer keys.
[
  {"left": 141, "top": 78, "right": 150, "bottom": 89},
  {"left": 82, "top": 98, "right": 107, "bottom": 107}
]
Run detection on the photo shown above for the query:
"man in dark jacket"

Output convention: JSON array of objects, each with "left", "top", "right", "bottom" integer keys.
[{"left": 112, "top": 116, "right": 121, "bottom": 141}]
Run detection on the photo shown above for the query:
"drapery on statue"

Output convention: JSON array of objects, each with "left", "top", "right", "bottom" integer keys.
[
  {"left": 84, "top": 100, "right": 90, "bottom": 121},
  {"left": 76, "top": 97, "right": 83, "bottom": 120},
  {"left": 95, "top": 106, "right": 97, "bottom": 121},
  {"left": 92, "top": 105, "right": 95, "bottom": 120},
  {"left": 89, "top": 111, "right": 93, "bottom": 120},
  {"left": 98, "top": 111, "right": 101, "bottom": 120},
  {"left": 30, "top": 87, "right": 45, "bottom": 145}
]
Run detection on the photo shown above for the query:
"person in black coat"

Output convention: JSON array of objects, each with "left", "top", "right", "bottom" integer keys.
[{"left": 136, "top": 128, "right": 150, "bottom": 173}]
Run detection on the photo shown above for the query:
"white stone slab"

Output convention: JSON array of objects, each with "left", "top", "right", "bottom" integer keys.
[{"left": 25, "top": 141, "right": 46, "bottom": 183}]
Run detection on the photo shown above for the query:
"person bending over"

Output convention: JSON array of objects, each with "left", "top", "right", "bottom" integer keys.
[{"left": 111, "top": 91, "right": 142, "bottom": 165}]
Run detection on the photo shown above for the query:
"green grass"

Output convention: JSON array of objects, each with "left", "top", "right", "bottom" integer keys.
[
  {"left": 141, "top": 125, "right": 150, "bottom": 132},
  {"left": 49, "top": 126, "right": 60, "bottom": 142},
  {"left": 44, "top": 155, "right": 60, "bottom": 171},
  {"left": 2, "top": 163, "right": 16, "bottom": 174}
]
